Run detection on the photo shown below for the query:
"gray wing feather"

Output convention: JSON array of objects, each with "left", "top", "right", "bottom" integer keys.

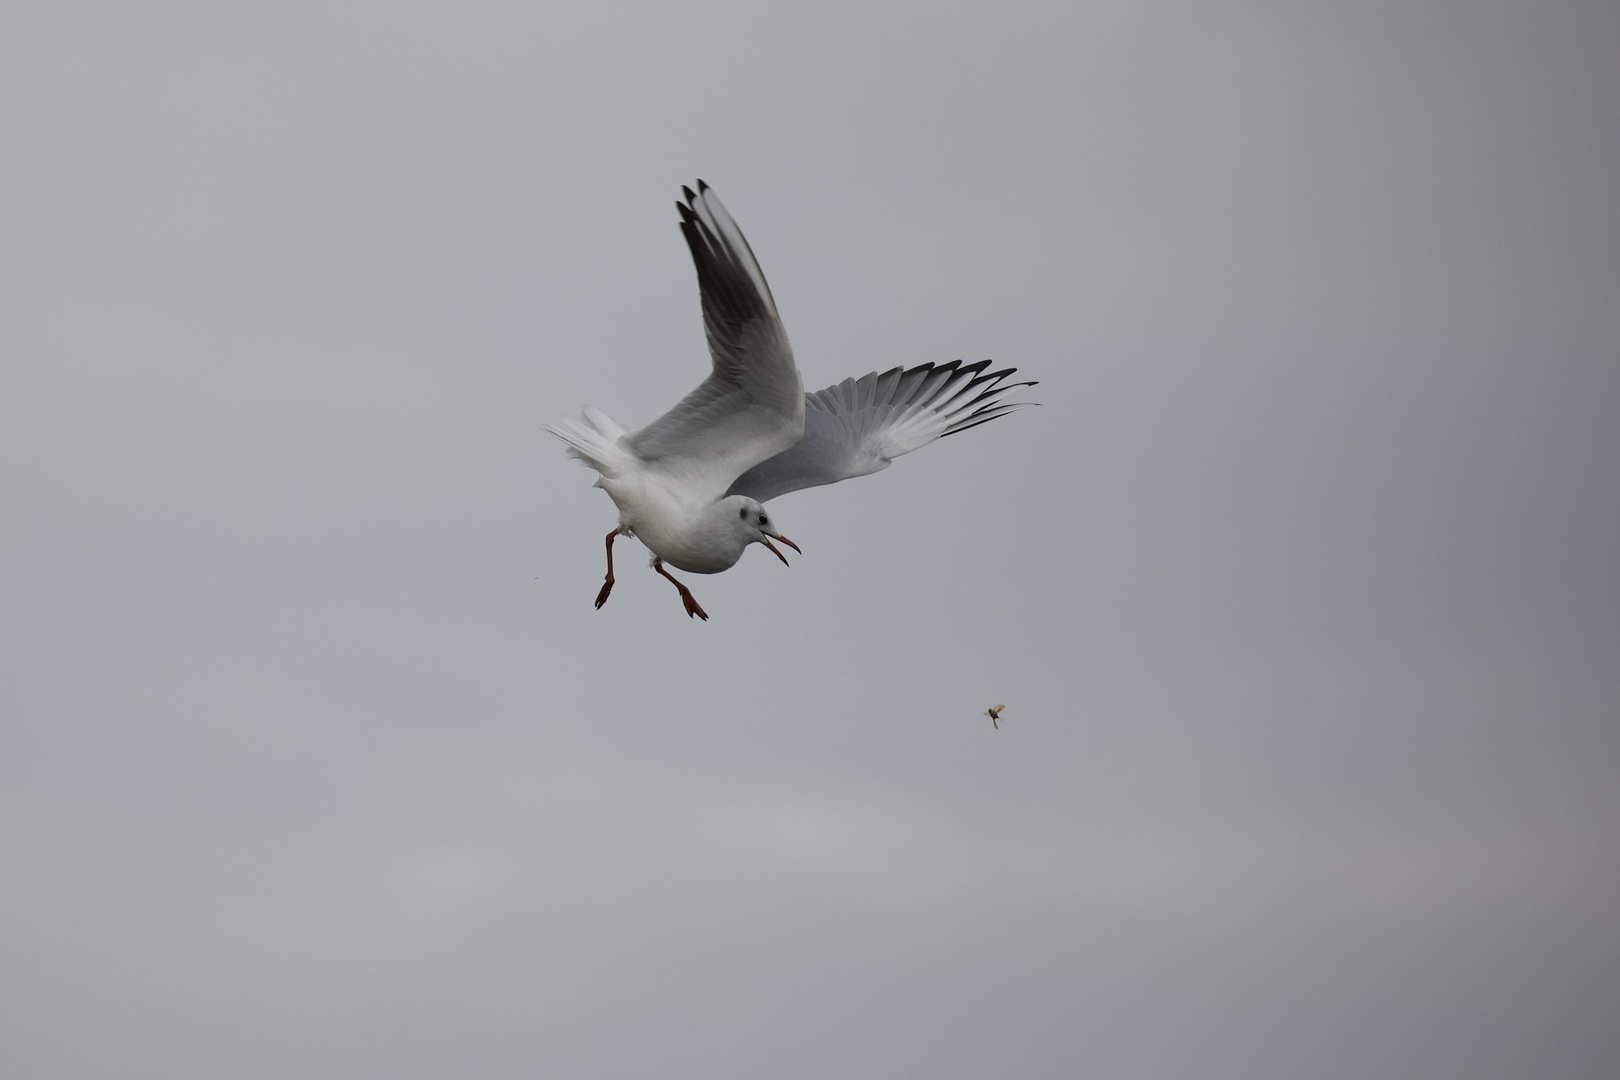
[
  {"left": 626, "top": 182, "right": 804, "bottom": 499},
  {"left": 726, "top": 360, "right": 1035, "bottom": 503}
]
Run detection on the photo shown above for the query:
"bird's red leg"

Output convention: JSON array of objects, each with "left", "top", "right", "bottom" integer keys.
[
  {"left": 653, "top": 558, "right": 709, "bottom": 621},
  {"left": 595, "top": 529, "right": 618, "bottom": 609}
]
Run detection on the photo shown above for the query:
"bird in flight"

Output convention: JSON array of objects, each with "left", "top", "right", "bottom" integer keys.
[
  {"left": 986, "top": 704, "right": 1006, "bottom": 729},
  {"left": 547, "top": 181, "right": 1035, "bottom": 619}
]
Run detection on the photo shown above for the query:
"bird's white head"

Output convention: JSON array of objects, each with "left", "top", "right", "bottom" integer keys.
[{"left": 723, "top": 495, "right": 800, "bottom": 566}]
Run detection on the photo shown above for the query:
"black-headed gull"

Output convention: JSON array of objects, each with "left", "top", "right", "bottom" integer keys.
[{"left": 548, "top": 181, "right": 1034, "bottom": 620}]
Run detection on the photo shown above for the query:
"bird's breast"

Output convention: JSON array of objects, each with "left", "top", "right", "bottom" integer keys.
[
  {"left": 599, "top": 478, "right": 744, "bottom": 574},
  {"left": 659, "top": 547, "right": 742, "bottom": 575}
]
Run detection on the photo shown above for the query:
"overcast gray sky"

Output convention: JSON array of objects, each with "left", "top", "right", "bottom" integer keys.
[{"left": 3, "top": 2, "right": 1617, "bottom": 1077}]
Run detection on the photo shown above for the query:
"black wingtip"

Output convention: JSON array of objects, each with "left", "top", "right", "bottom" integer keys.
[
  {"left": 681, "top": 184, "right": 697, "bottom": 204},
  {"left": 696, "top": 178, "right": 710, "bottom": 194}
]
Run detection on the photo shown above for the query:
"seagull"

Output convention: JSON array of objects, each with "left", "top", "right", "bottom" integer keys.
[
  {"left": 986, "top": 704, "right": 1006, "bottom": 729},
  {"left": 547, "top": 181, "right": 1035, "bottom": 619}
]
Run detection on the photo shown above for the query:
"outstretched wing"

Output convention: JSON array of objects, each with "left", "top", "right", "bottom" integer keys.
[
  {"left": 625, "top": 181, "right": 805, "bottom": 501},
  {"left": 726, "top": 360, "right": 1035, "bottom": 503}
]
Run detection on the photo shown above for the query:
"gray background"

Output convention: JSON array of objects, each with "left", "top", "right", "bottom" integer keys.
[{"left": 3, "top": 2, "right": 1617, "bottom": 1077}]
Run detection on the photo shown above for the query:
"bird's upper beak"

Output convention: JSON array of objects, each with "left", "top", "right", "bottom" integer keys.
[{"left": 760, "top": 531, "right": 800, "bottom": 566}]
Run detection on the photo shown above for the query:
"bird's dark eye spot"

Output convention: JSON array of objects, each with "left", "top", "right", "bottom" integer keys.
[
  {"left": 759, "top": 515, "right": 768, "bottom": 526},
  {"left": 739, "top": 506, "right": 748, "bottom": 520}
]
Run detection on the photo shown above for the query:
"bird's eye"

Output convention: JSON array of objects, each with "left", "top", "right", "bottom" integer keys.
[
  {"left": 759, "top": 515, "right": 768, "bottom": 526},
  {"left": 738, "top": 506, "right": 748, "bottom": 520}
]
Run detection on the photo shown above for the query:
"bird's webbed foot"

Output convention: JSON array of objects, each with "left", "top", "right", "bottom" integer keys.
[{"left": 652, "top": 558, "right": 709, "bottom": 621}]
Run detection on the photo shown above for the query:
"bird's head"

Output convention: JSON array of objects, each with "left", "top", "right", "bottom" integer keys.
[{"left": 724, "top": 496, "right": 800, "bottom": 566}]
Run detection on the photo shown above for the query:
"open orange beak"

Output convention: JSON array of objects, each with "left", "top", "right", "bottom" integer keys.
[{"left": 760, "top": 533, "right": 800, "bottom": 566}]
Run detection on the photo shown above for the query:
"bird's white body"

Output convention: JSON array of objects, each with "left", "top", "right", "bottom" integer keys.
[
  {"left": 547, "top": 399, "right": 790, "bottom": 576},
  {"left": 603, "top": 482, "right": 760, "bottom": 575}
]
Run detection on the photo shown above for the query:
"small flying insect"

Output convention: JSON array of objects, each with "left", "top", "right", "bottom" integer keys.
[{"left": 985, "top": 704, "right": 1006, "bottom": 729}]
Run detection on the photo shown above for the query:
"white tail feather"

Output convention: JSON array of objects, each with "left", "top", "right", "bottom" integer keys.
[{"left": 545, "top": 408, "right": 632, "bottom": 479}]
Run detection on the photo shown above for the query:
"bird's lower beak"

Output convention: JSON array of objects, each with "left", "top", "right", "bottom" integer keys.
[{"left": 761, "top": 533, "right": 800, "bottom": 565}]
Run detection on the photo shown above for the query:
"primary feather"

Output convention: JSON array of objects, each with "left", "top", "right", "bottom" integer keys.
[{"left": 728, "top": 360, "right": 1036, "bottom": 503}]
